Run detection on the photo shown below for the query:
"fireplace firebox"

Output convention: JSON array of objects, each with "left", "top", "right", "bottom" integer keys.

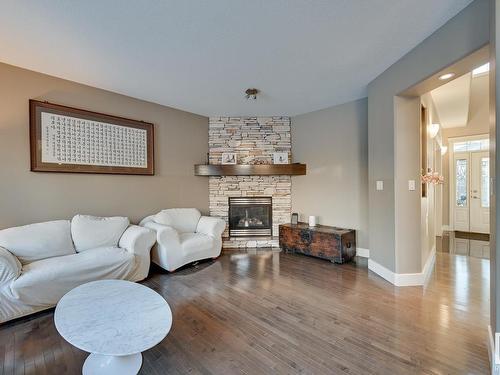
[{"left": 228, "top": 197, "right": 272, "bottom": 237}]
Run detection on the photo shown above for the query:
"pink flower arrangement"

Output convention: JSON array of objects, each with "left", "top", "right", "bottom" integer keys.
[{"left": 421, "top": 169, "right": 444, "bottom": 185}]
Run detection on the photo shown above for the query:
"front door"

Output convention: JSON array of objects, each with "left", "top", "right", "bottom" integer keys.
[{"left": 453, "top": 151, "right": 490, "bottom": 234}]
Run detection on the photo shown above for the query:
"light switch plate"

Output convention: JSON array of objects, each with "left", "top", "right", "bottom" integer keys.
[
  {"left": 408, "top": 180, "right": 416, "bottom": 191},
  {"left": 376, "top": 180, "right": 383, "bottom": 191}
]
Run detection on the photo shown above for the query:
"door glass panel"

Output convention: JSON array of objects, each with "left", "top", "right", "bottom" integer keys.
[
  {"left": 481, "top": 157, "right": 490, "bottom": 208},
  {"left": 468, "top": 140, "right": 482, "bottom": 151},
  {"left": 453, "top": 139, "right": 489, "bottom": 152},
  {"left": 456, "top": 159, "right": 467, "bottom": 207},
  {"left": 454, "top": 142, "right": 468, "bottom": 152}
]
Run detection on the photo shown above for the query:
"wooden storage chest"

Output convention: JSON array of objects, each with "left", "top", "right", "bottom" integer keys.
[{"left": 279, "top": 223, "right": 356, "bottom": 264}]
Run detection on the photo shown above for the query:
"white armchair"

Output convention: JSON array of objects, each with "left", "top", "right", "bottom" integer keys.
[{"left": 140, "top": 208, "right": 225, "bottom": 272}]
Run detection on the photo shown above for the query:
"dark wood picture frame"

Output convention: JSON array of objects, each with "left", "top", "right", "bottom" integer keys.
[{"left": 29, "top": 100, "right": 154, "bottom": 175}]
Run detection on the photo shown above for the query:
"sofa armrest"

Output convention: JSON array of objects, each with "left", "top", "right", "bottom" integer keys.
[
  {"left": 119, "top": 225, "right": 156, "bottom": 256},
  {"left": 196, "top": 216, "right": 226, "bottom": 238},
  {"left": 0, "top": 246, "right": 21, "bottom": 286},
  {"left": 143, "top": 222, "right": 181, "bottom": 248},
  {"left": 141, "top": 222, "right": 184, "bottom": 272},
  {"left": 119, "top": 225, "right": 156, "bottom": 281},
  {"left": 139, "top": 214, "right": 156, "bottom": 227}
]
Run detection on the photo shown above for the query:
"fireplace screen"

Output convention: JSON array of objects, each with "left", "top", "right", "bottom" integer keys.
[{"left": 228, "top": 197, "right": 272, "bottom": 237}]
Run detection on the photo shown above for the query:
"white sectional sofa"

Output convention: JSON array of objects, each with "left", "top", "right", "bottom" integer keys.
[
  {"left": 0, "top": 215, "right": 156, "bottom": 323},
  {"left": 140, "top": 208, "right": 225, "bottom": 272}
]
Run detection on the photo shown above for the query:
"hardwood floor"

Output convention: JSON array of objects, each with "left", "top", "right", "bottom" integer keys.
[
  {"left": 437, "top": 231, "right": 490, "bottom": 259},
  {"left": 0, "top": 249, "right": 490, "bottom": 374}
]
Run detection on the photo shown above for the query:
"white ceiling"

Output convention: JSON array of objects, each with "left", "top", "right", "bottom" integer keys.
[
  {"left": 0, "top": 0, "right": 473, "bottom": 116},
  {"left": 431, "top": 73, "right": 472, "bottom": 128}
]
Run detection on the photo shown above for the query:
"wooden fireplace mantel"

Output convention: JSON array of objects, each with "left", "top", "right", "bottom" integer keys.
[{"left": 194, "top": 163, "right": 306, "bottom": 176}]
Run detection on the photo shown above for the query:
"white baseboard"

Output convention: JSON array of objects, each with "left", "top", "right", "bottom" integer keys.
[
  {"left": 489, "top": 325, "right": 494, "bottom": 366},
  {"left": 356, "top": 247, "right": 369, "bottom": 258},
  {"left": 421, "top": 246, "right": 436, "bottom": 283},
  {"left": 488, "top": 325, "right": 500, "bottom": 374},
  {"left": 368, "top": 247, "right": 436, "bottom": 287},
  {"left": 367, "top": 258, "right": 396, "bottom": 284}
]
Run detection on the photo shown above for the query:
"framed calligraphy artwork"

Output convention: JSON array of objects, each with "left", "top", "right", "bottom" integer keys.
[{"left": 29, "top": 100, "right": 154, "bottom": 175}]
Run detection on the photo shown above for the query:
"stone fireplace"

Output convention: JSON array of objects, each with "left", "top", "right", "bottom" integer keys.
[
  {"left": 208, "top": 117, "right": 291, "bottom": 248},
  {"left": 228, "top": 197, "right": 273, "bottom": 237}
]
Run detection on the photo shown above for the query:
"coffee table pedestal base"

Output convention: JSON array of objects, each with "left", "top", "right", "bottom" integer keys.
[{"left": 83, "top": 353, "right": 142, "bottom": 375}]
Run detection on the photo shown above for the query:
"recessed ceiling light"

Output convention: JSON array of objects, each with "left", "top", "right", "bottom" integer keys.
[
  {"left": 438, "top": 73, "right": 455, "bottom": 80},
  {"left": 472, "top": 62, "right": 490, "bottom": 76}
]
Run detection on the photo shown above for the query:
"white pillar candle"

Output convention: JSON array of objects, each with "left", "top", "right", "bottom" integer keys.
[{"left": 308, "top": 216, "right": 317, "bottom": 227}]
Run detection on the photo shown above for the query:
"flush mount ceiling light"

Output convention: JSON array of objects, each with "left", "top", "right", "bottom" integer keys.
[
  {"left": 438, "top": 72, "right": 455, "bottom": 80},
  {"left": 428, "top": 123, "right": 440, "bottom": 138},
  {"left": 245, "top": 88, "right": 259, "bottom": 100}
]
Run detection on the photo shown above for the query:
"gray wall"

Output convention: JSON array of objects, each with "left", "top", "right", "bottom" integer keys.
[
  {"left": 0, "top": 63, "right": 209, "bottom": 229},
  {"left": 394, "top": 97, "right": 423, "bottom": 273},
  {"left": 291, "top": 98, "right": 368, "bottom": 249},
  {"left": 368, "top": 0, "right": 490, "bottom": 273}
]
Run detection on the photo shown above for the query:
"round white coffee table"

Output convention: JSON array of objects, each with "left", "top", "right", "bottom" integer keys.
[{"left": 54, "top": 280, "right": 172, "bottom": 375}]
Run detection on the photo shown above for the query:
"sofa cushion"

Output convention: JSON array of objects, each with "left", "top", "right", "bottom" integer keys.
[
  {"left": 154, "top": 208, "right": 201, "bottom": 233},
  {"left": 71, "top": 215, "right": 129, "bottom": 252},
  {"left": 11, "top": 247, "right": 135, "bottom": 306},
  {"left": 180, "top": 233, "right": 215, "bottom": 254},
  {"left": 0, "top": 246, "right": 21, "bottom": 284},
  {"left": 0, "top": 220, "right": 75, "bottom": 265}
]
